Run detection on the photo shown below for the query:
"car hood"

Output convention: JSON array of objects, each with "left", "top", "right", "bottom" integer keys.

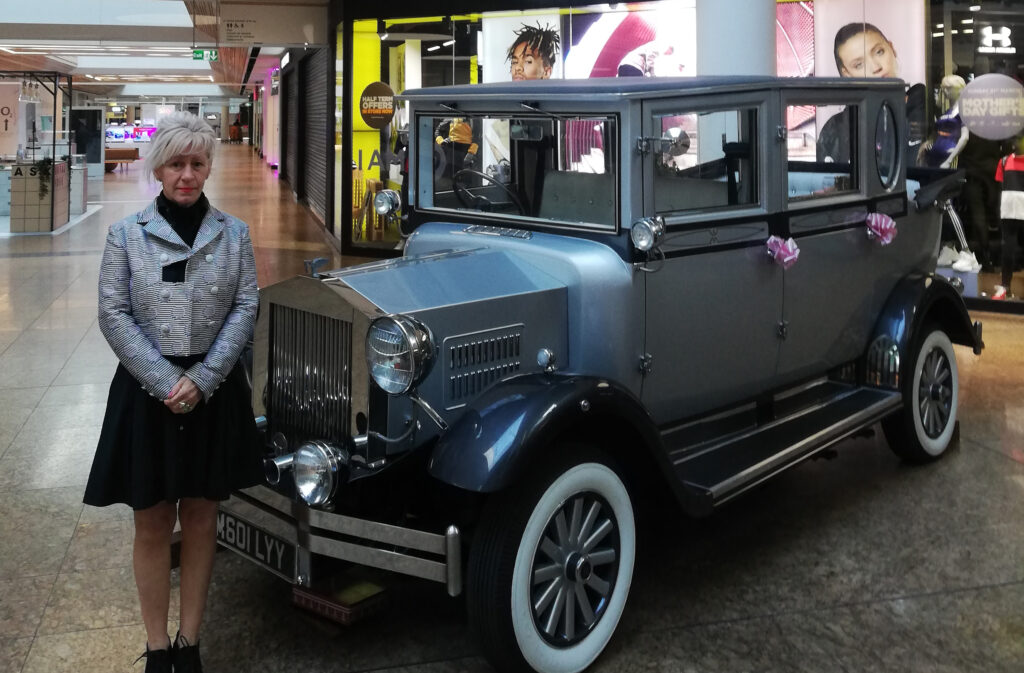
[{"left": 320, "top": 247, "right": 566, "bottom": 315}]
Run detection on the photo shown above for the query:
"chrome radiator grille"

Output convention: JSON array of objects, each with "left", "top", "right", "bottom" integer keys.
[{"left": 269, "top": 304, "right": 353, "bottom": 442}]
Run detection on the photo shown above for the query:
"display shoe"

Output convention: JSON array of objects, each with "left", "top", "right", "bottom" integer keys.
[
  {"left": 937, "top": 245, "right": 959, "bottom": 266},
  {"left": 133, "top": 646, "right": 172, "bottom": 673},
  {"left": 951, "top": 250, "right": 981, "bottom": 273},
  {"left": 172, "top": 633, "right": 204, "bottom": 673},
  {"left": 992, "top": 285, "right": 1008, "bottom": 300}
]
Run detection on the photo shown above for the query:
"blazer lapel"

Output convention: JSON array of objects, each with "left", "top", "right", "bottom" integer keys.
[
  {"left": 138, "top": 201, "right": 188, "bottom": 248},
  {"left": 191, "top": 208, "right": 227, "bottom": 252}
]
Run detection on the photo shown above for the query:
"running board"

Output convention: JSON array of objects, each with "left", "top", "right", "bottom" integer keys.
[{"left": 675, "top": 387, "right": 901, "bottom": 516}]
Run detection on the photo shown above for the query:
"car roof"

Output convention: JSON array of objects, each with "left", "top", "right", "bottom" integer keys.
[{"left": 400, "top": 76, "right": 906, "bottom": 102}]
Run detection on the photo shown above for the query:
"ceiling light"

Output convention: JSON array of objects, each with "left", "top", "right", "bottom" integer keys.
[
  {"left": 379, "top": 32, "right": 388, "bottom": 40},
  {"left": 443, "top": 40, "right": 455, "bottom": 47},
  {"left": 84, "top": 74, "right": 94, "bottom": 78},
  {"left": 427, "top": 44, "right": 441, "bottom": 51},
  {"left": 964, "top": 28, "right": 974, "bottom": 34},
  {"left": 936, "top": 23, "right": 944, "bottom": 28},
  {"left": 951, "top": 29, "right": 959, "bottom": 34},
  {"left": 932, "top": 32, "right": 944, "bottom": 38},
  {"left": 969, "top": 5, "right": 981, "bottom": 10},
  {"left": 962, "top": 18, "right": 974, "bottom": 24}
]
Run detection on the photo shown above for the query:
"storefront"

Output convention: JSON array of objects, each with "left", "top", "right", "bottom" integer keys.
[
  {"left": 277, "top": 46, "right": 333, "bottom": 226},
  {"left": 334, "top": 0, "right": 1024, "bottom": 312}
]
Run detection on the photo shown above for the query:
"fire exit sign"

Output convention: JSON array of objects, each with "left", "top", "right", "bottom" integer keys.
[{"left": 193, "top": 49, "right": 219, "bottom": 61}]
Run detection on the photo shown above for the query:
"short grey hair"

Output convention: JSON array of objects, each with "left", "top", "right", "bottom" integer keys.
[{"left": 145, "top": 111, "right": 217, "bottom": 176}]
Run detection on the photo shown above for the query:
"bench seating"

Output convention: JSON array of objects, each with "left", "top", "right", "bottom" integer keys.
[{"left": 105, "top": 147, "right": 140, "bottom": 172}]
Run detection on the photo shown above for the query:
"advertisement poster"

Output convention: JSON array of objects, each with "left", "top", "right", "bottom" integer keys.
[
  {"left": 813, "top": 0, "right": 925, "bottom": 84},
  {"left": 777, "top": 1, "right": 815, "bottom": 78},
  {"left": 480, "top": 14, "right": 562, "bottom": 83},
  {"left": 808, "top": 0, "right": 927, "bottom": 156},
  {"left": 0, "top": 82, "right": 19, "bottom": 156},
  {"left": 563, "top": 4, "right": 695, "bottom": 80}
]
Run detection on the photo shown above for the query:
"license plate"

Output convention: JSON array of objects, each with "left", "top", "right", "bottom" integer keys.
[{"left": 216, "top": 509, "right": 296, "bottom": 581}]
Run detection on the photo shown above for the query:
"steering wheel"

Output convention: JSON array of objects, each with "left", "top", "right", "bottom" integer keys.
[{"left": 452, "top": 169, "right": 526, "bottom": 215}]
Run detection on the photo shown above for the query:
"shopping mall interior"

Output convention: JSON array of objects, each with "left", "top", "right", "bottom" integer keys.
[{"left": 1, "top": 1, "right": 1023, "bottom": 672}]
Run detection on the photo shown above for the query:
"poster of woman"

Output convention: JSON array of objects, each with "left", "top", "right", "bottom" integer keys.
[{"left": 812, "top": 0, "right": 927, "bottom": 162}]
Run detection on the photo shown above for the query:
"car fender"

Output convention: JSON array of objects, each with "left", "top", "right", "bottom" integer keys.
[
  {"left": 866, "top": 273, "right": 983, "bottom": 389},
  {"left": 428, "top": 373, "right": 667, "bottom": 494}
]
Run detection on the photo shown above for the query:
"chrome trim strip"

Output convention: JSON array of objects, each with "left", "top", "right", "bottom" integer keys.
[
  {"left": 711, "top": 394, "right": 901, "bottom": 504},
  {"left": 305, "top": 508, "right": 447, "bottom": 555},
  {"left": 308, "top": 536, "right": 447, "bottom": 583}
]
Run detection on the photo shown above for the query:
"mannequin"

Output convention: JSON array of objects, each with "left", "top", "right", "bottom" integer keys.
[{"left": 925, "top": 75, "right": 969, "bottom": 169}]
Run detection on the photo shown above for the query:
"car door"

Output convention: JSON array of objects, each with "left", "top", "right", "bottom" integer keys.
[
  {"left": 639, "top": 92, "right": 784, "bottom": 424},
  {"left": 775, "top": 85, "right": 909, "bottom": 385}
]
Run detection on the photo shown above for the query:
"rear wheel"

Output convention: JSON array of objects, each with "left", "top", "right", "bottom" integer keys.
[
  {"left": 882, "top": 326, "right": 959, "bottom": 462},
  {"left": 467, "top": 449, "right": 635, "bottom": 673}
]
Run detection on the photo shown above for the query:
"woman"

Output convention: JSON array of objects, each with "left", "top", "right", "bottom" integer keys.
[
  {"left": 817, "top": 22, "right": 926, "bottom": 165},
  {"left": 84, "top": 111, "right": 262, "bottom": 673}
]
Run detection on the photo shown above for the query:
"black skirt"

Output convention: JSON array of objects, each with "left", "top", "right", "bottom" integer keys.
[{"left": 84, "top": 353, "right": 264, "bottom": 510}]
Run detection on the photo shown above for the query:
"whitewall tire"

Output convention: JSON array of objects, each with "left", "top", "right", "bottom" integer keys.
[{"left": 467, "top": 452, "right": 635, "bottom": 673}]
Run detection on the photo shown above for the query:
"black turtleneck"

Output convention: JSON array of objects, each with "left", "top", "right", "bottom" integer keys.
[{"left": 156, "top": 192, "right": 209, "bottom": 282}]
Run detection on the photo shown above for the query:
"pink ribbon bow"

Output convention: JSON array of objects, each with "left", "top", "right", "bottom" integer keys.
[
  {"left": 766, "top": 235, "right": 800, "bottom": 269},
  {"left": 865, "top": 212, "right": 897, "bottom": 246}
]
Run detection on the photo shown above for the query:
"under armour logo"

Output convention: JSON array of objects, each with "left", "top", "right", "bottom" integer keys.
[{"left": 981, "top": 26, "right": 1012, "bottom": 48}]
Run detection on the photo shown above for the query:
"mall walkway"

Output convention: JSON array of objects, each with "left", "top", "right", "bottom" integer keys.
[{"left": 1, "top": 145, "right": 1023, "bottom": 672}]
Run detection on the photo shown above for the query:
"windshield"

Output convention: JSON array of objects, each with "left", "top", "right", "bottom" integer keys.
[{"left": 419, "top": 113, "right": 618, "bottom": 229}]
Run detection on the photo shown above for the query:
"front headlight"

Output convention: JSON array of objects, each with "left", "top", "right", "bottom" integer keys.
[
  {"left": 293, "top": 440, "right": 347, "bottom": 506},
  {"left": 373, "top": 189, "right": 402, "bottom": 217},
  {"left": 366, "top": 315, "right": 434, "bottom": 394}
]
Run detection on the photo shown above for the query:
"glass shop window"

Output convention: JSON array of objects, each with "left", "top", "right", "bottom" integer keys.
[
  {"left": 786, "top": 103, "right": 857, "bottom": 200},
  {"left": 653, "top": 108, "right": 758, "bottom": 214}
]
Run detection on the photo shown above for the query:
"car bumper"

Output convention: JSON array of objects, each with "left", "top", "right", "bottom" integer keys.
[{"left": 216, "top": 485, "right": 462, "bottom": 596}]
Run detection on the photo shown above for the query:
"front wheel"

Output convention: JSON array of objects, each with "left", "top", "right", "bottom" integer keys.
[
  {"left": 882, "top": 326, "right": 959, "bottom": 463},
  {"left": 467, "top": 450, "right": 636, "bottom": 673}
]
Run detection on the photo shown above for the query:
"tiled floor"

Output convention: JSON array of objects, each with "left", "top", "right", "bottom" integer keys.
[{"left": 1, "top": 145, "right": 1023, "bottom": 672}]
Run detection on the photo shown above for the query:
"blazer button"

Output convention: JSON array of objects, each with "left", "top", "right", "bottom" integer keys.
[
  {"left": 205, "top": 254, "right": 214, "bottom": 262},
  {"left": 210, "top": 286, "right": 219, "bottom": 295},
  {"left": 161, "top": 324, "right": 171, "bottom": 334},
  {"left": 161, "top": 289, "right": 171, "bottom": 300},
  {"left": 160, "top": 253, "right": 169, "bottom": 262}
]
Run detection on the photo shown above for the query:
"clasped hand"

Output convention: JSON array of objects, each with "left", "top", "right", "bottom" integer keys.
[{"left": 165, "top": 376, "right": 201, "bottom": 414}]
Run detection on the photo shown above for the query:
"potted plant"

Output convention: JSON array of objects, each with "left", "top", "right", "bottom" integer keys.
[{"left": 33, "top": 158, "right": 52, "bottom": 200}]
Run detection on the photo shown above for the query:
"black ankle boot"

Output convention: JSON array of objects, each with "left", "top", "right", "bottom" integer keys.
[
  {"left": 134, "top": 645, "right": 172, "bottom": 673},
  {"left": 172, "top": 633, "right": 204, "bottom": 673}
]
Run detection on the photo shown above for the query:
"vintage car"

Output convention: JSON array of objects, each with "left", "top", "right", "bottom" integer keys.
[{"left": 218, "top": 76, "right": 982, "bottom": 673}]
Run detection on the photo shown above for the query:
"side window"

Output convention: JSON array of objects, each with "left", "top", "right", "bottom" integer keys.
[
  {"left": 875, "top": 102, "right": 899, "bottom": 189},
  {"left": 786, "top": 103, "right": 857, "bottom": 200},
  {"left": 653, "top": 108, "right": 758, "bottom": 214}
]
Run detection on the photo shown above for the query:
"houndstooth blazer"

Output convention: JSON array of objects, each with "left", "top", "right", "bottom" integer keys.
[{"left": 98, "top": 199, "right": 259, "bottom": 402}]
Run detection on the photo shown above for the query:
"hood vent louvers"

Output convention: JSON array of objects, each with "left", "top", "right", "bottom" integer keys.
[{"left": 444, "top": 325, "right": 524, "bottom": 408}]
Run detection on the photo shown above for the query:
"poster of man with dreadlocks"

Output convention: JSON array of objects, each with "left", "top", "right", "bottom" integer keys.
[
  {"left": 507, "top": 22, "right": 561, "bottom": 80},
  {"left": 480, "top": 14, "right": 562, "bottom": 83}
]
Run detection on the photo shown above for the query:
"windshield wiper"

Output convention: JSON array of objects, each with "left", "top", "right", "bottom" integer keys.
[{"left": 519, "top": 102, "right": 573, "bottom": 121}]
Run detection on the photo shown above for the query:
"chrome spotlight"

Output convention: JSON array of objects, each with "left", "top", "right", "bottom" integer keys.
[{"left": 631, "top": 216, "right": 665, "bottom": 252}]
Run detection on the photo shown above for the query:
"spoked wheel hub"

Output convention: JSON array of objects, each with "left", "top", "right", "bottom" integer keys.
[
  {"left": 917, "top": 347, "right": 953, "bottom": 439},
  {"left": 530, "top": 491, "right": 620, "bottom": 647}
]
